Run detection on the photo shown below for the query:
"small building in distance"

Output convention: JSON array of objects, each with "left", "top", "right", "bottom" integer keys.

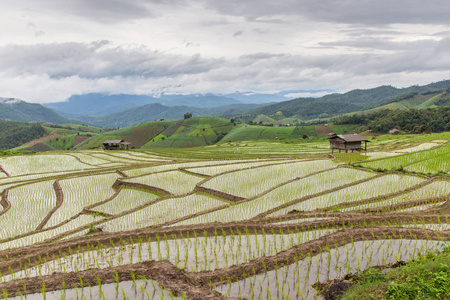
[
  {"left": 328, "top": 133, "right": 369, "bottom": 153},
  {"left": 102, "top": 139, "right": 131, "bottom": 150},
  {"left": 389, "top": 128, "right": 402, "bottom": 135}
]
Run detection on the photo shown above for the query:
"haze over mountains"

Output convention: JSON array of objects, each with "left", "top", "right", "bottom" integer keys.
[
  {"left": 43, "top": 92, "right": 291, "bottom": 117},
  {"left": 2, "top": 80, "right": 450, "bottom": 128}
]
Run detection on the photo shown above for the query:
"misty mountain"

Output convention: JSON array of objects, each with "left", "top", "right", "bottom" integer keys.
[
  {"left": 77, "top": 102, "right": 263, "bottom": 128},
  {"left": 0, "top": 97, "right": 69, "bottom": 124},
  {"left": 44, "top": 93, "right": 244, "bottom": 117}
]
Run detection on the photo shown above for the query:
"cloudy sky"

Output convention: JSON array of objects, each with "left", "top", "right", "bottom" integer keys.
[{"left": 1, "top": 0, "right": 450, "bottom": 103}]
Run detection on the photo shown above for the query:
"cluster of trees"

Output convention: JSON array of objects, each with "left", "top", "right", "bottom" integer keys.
[
  {"left": 436, "top": 88, "right": 450, "bottom": 106},
  {"left": 247, "top": 121, "right": 274, "bottom": 126},
  {"left": 334, "top": 107, "right": 450, "bottom": 133},
  {"left": 0, "top": 120, "right": 47, "bottom": 149}
]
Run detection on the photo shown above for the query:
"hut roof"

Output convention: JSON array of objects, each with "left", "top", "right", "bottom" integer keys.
[
  {"left": 328, "top": 134, "right": 369, "bottom": 142},
  {"left": 103, "top": 140, "right": 124, "bottom": 144}
]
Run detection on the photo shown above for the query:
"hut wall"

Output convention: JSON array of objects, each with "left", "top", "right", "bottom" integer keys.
[
  {"left": 345, "top": 142, "right": 363, "bottom": 150},
  {"left": 330, "top": 141, "right": 346, "bottom": 150}
]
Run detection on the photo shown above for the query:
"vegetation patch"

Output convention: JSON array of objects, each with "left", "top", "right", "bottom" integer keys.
[{"left": 341, "top": 247, "right": 450, "bottom": 300}]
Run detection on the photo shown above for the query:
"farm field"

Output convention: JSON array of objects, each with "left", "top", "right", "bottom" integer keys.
[{"left": 0, "top": 135, "right": 449, "bottom": 299}]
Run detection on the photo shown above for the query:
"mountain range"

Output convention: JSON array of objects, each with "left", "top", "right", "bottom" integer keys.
[
  {"left": 77, "top": 102, "right": 263, "bottom": 128},
  {"left": 2, "top": 79, "right": 450, "bottom": 128},
  {"left": 242, "top": 80, "right": 450, "bottom": 121}
]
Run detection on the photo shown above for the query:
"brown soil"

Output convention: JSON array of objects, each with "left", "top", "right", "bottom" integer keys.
[
  {"left": 27, "top": 143, "right": 54, "bottom": 152},
  {"left": 114, "top": 178, "right": 173, "bottom": 196},
  {"left": 73, "top": 135, "right": 90, "bottom": 146},
  {"left": 25, "top": 135, "right": 64, "bottom": 147},
  {"left": 194, "top": 185, "right": 246, "bottom": 202},
  {"left": 66, "top": 153, "right": 96, "bottom": 166},
  {"left": 321, "top": 279, "right": 353, "bottom": 300},
  {"left": 0, "top": 189, "right": 10, "bottom": 217},
  {"left": 0, "top": 260, "right": 241, "bottom": 300},
  {"left": 0, "top": 165, "right": 10, "bottom": 177},
  {"left": 315, "top": 125, "right": 333, "bottom": 135}
]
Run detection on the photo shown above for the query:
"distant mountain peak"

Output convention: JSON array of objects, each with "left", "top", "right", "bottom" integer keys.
[{"left": 0, "top": 97, "right": 24, "bottom": 104}]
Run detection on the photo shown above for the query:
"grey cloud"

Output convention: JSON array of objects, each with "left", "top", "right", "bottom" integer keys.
[
  {"left": 1, "top": 39, "right": 450, "bottom": 100},
  {"left": 340, "top": 28, "right": 404, "bottom": 37},
  {"left": 0, "top": 42, "right": 221, "bottom": 79},
  {"left": 201, "top": 0, "right": 450, "bottom": 25},
  {"left": 433, "top": 31, "right": 450, "bottom": 37},
  {"left": 11, "top": 0, "right": 450, "bottom": 26},
  {"left": 26, "top": 23, "right": 36, "bottom": 29},
  {"left": 233, "top": 31, "right": 243, "bottom": 37},
  {"left": 318, "top": 38, "right": 439, "bottom": 52},
  {"left": 14, "top": 0, "right": 186, "bottom": 23}
]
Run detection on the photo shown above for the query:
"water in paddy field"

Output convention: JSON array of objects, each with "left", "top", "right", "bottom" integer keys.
[
  {"left": 215, "top": 239, "right": 449, "bottom": 300},
  {"left": 3, "top": 230, "right": 336, "bottom": 283},
  {"left": 9, "top": 280, "right": 184, "bottom": 300}
]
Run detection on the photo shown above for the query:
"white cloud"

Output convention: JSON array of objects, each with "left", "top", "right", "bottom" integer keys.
[{"left": 1, "top": 1, "right": 450, "bottom": 103}]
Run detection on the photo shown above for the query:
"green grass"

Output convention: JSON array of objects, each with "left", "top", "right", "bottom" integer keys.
[
  {"left": 341, "top": 247, "right": 450, "bottom": 300},
  {"left": 144, "top": 116, "right": 234, "bottom": 148},
  {"left": 329, "top": 125, "right": 359, "bottom": 135},
  {"left": 43, "top": 124, "right": 102, "bottom": 135},
  {"left": 253, "top": 114, "right": 276, "bottom": 124},
  {"left": 42, "top": 135, "right": 76, "bottom": 150},
  {"left": 75, "top": 121, "right": 172, "bottom": 149},
  {"left": 220, "top": 125, "right": 320, "bottom": 143}
]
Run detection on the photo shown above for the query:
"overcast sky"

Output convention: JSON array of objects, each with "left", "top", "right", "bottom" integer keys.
[{"left": 1, "top": 0, "right": 450, "bottom": 103}]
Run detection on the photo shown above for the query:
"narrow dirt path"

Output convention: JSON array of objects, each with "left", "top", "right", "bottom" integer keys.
[
  {"left": 0, "top": 165, "right": 10, "bottom": 177},
  {"left": 35, "top": 180, "right": 64, "bottom": 230}
]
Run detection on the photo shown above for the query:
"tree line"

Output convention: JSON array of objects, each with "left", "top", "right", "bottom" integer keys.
[{"left": 334, "top": 107, "right": 450, "bottom": 133}]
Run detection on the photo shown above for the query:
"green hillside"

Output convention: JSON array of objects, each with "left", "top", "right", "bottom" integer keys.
[
  {"left": 11, "top": 123, "right": 104, "bottom": 152},
  {"left": 73, "top": 116, "right": 355, "bottom": 150},
  {"left": 335, "top": 106, "right": 450, "bottom": 133},
  {"left": 236, "top": 80, "right": 450, "bottom": 123},
  {"left": 74, "top": 116, "right": 235, "bottom": 150},
  {"left": 220, "top": 124, "right": 358, "bottom": 143},
  {"left": 143, "top": 116, "right": 234, "bottom": 148},
  {"left": 0, "top": 120, "right": 47, "bottom": 150},
  {"left": 75, "top": 120, "right": 173, "bottom": 150},
  {"left": 0, "top": 99, "right": 69, "bottom": 124}
]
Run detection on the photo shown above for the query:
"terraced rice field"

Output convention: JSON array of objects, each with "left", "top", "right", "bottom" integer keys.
[{"left": 0, "top": 142, "right": 449, "bottom": 299}]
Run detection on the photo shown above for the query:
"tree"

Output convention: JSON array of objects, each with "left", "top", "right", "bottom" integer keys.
[{"left": 184, "top": 112, "right": 192, "bottom": 119}]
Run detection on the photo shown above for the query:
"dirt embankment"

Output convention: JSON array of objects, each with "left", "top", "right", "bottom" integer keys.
[
  {"left": 0, "top": 226, "right": 447, "bottom": 298},
  {"left": 0, "top": 189, "right": 11, "bottom": 217},
  {"left": 25, "top": 135, "right": 64, "bottom": 147},
  {"left": 0, "top": 260, "right": 241, "bottom": 300},
  {"left": 0, "top": 165, "right": 10, "bottom": 177},
  {"left": 35, "top": 181, "right": 64, "bottom": 230}
]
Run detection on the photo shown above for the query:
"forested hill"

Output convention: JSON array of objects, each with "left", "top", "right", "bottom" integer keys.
[
  {"left": 334, "top": 107, "right": 450, "bottom": 133},
  {"left": 0, "top": 120, "right": 47, "bottom": 149},
  {"left": 244, "top": 79, "right": 450, "bottom": 120},
  {"left": 0, "top": 98, "right": 69, "bottom": 124}
]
